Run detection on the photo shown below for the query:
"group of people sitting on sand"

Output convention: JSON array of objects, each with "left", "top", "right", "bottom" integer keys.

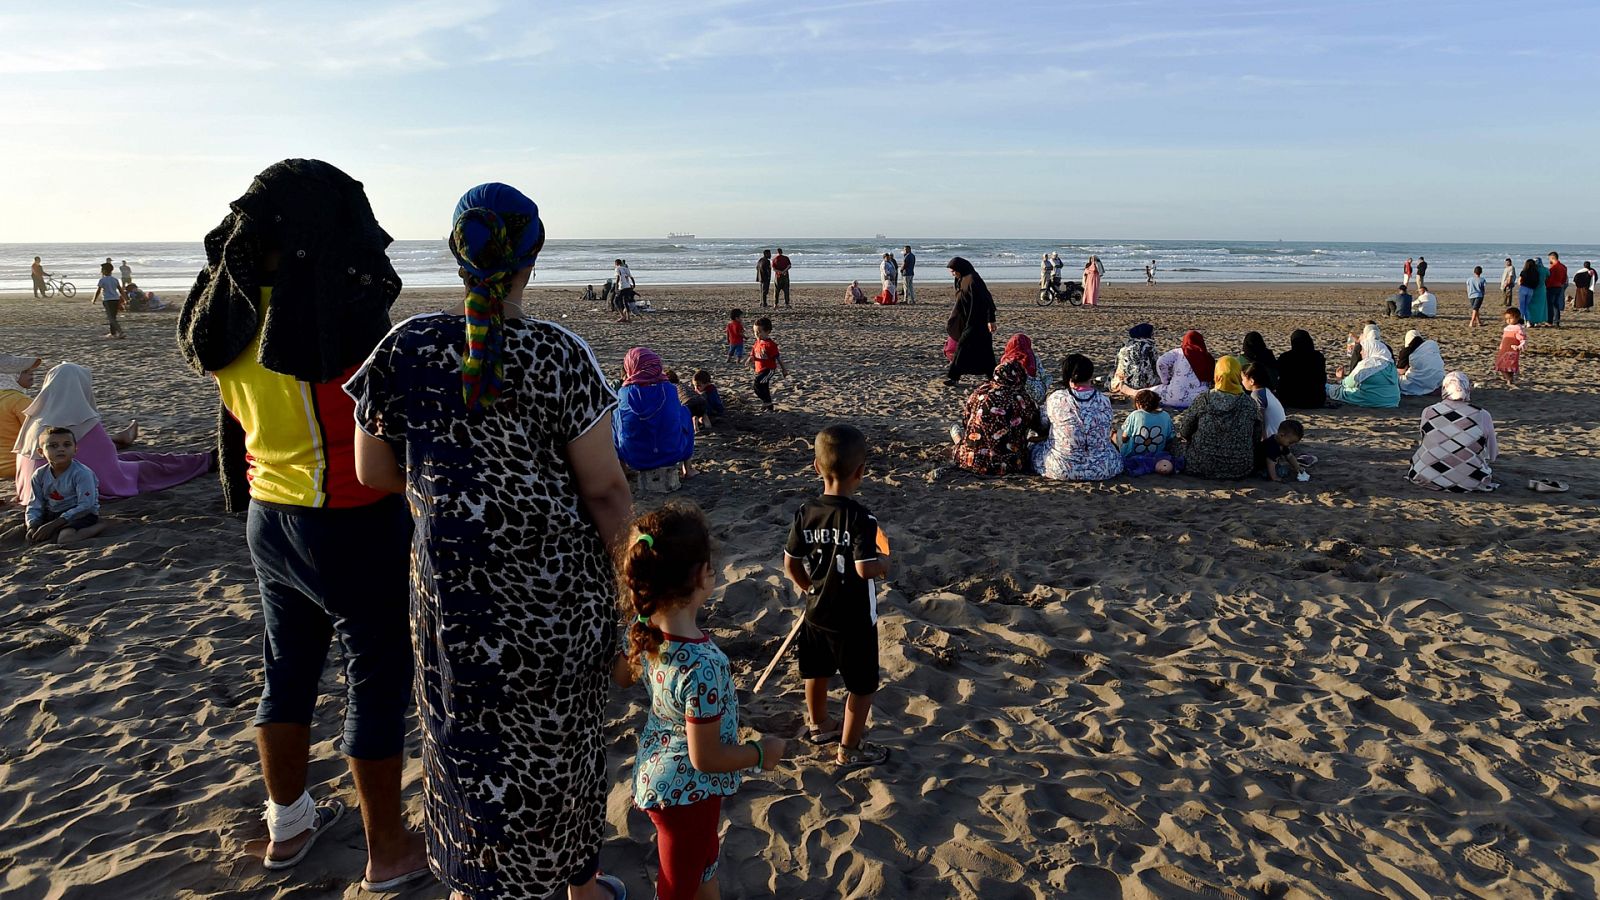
[
  {"left": 2, "top": 356, "right": 213, "bottom": 545},
  {"left": 947, "top": 320, "right": 1508, "bottom": 493}
]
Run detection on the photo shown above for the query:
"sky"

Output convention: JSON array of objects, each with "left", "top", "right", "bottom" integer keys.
[{"left": 2, "top": 0, "right": 1596, "bottom": 243}]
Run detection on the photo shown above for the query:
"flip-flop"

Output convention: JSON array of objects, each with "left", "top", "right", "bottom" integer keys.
[
  {"left": 1528, "top": 478, "right": 1569, "bottom": 493},
  {"left": 361, "top": 866, "right": 434, "bottom": 893},
  {"left": 596, "top": 873, "right": 628, "bottom": 899},
  {"left": 263, "top": 800, "right": 345, "bottom": 871},
  {"left": 1296, "top": 454, "right": 1318, "bottom": 467}
]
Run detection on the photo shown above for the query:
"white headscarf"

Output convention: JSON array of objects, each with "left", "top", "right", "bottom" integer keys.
[
  {"left": 1441, "top": 371, "right": 1471, "bottom": 402},
  {"left": 1349, "top": 324, "right": 1394, "bottom": 383},
  {"left": 13, "top": 362, "right": 101, "bottom": 455}
]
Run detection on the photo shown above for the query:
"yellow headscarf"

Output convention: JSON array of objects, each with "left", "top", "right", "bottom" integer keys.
[{"left": 1212, "top": 354, "right": 1244, "bottom": 394}]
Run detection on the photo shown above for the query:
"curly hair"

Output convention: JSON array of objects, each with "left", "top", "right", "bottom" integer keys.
[{"left": 617, "top": 501, "right": 712, "bottom": 673}]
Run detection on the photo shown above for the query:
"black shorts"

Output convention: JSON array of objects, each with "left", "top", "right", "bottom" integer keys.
[
  {"left": 38, "top": 509, "right": 98, "bottom": 529},
  {"left": 798, "top": 621, "right": 879, "bottom": 695}
]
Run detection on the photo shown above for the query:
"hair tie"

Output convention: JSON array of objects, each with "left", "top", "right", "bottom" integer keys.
[
  {"left": 635, "top": 534, "right": 654, "bottom": 548},
  {"left": 635, "top": 614, "right": 649, "bottom": 625}
]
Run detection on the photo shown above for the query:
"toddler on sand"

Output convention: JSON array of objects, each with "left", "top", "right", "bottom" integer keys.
[
  {"left": 747, "top": 316, "right": 788, "bottom": 411},
  {"left": 1495, "top": 308, "right": 1528, "bottom": 387},
  {"left": 615, "top": 503, "right": 787, "bottom": 900},
  {"left": 1114, "top": 390, "right": 1177, "bottom": 476},
  {"left": 1260, "top": 419, "right": 1307, "bottom": 482},
  {"left": 783, "top": 424, "right": 891, "bottom": 767},
  {"left": 692, "top": 370, "right": 725, "bottom": 418},
  {"left": 725, "top": 308, "right": 745, "bottom": 364},
  {"left": 26, "top": 427, "right": 108, "bottom": 545}
]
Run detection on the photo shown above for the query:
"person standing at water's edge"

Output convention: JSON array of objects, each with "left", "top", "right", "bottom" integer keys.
[
  {"left": 348, "top": 182, "right": 633, "bottom": 899},
  {"left": 900, "top": 245, "right": 916, "bottom": 304},
  {"left": 118, "top": 259, "right": 133, "bottom": 287},
  {"left": 30, "top": 257, "right": 49, "bottom": 298},
  {"left": 1416, "top": 256, "right": 1428, "bottom": 290},
  {"left": 773, "top": 247, "right": 792, "bottom": 308},
  {"left": 943, "top": 257, "right": 996, "bottom": 386},
  {"left": 1574, "top": 261, "right": 1596, "bottom": 311},
  {"left": 1082, "top": 255, "right": 1103, "bottom": 307},
  {"left": 175, "top": 159, "right": 428, "bottom": 890},
  {"left": 756, "top": 249, "right": 772, "bottom": 307},
  {"left": 1403, "top": 257, "right": 1414, "bottom": 290},
  {"left": 1500, "top": 258, "right": 1516, "bottom": 308},
  {"left": 92, "top": 263, "right": 125, "bottom": 339}
]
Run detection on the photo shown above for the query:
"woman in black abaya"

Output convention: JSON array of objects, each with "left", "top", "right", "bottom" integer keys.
[{"left": 944, "top": 257, "right": 996, "bottom": 386}]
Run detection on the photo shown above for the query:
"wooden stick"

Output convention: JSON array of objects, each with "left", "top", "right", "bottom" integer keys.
[{"left": 753, "top": 612, "right": 805, "bottom": 695}]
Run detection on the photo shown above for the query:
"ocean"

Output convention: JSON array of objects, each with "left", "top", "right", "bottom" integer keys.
[{"left": 5, "top": 239, "right": 1595, "bottom": 294}]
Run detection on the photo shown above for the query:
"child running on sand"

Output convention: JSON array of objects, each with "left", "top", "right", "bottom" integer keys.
[
  {"left": 1495, "top": 308, "right": 1528, "bottom": 387},
  {"left": 784, "top": 424, "right": 891, "bottom": 767},
  {"left": 726, "top": 308, "right": 745, "bottom": 364},
  {"left": 747, "top": 316, "right": 788, "bottom": 411},
  {"left": 615, "top": 502, "right": 788, "bottom": 900},
  {"left": 26, "top": 427, "right": 109, "bottom": 545}
]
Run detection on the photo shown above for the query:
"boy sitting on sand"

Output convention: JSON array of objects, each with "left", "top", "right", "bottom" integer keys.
[
  {"left": 784, "top": 424, "right": 891, "bottom": 767},
  {"left": 693, "top": 369, "right": 725, "bottom": 418},
  {"left": 26, "top": 427, "right": 109, "bottom": 546},
  {"left": 1260, "top": 419, "right": 1307, "bottom": 482}
]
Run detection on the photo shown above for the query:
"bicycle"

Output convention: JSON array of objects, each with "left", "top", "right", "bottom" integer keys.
[
  {"left": 1036, "top": 278, "right": 1083, "bottom": 307},
  {"left": 41, "top": 275, "right": 76, "bottom": 299}
]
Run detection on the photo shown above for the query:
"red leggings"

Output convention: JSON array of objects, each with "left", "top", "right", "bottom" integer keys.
[{"left": 646, "top": 797, "right": 722, "bottom": 900}]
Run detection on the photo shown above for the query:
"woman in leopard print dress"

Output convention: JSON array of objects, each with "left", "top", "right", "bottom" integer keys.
[{"left": 347, "top": 183, "right": 633, "bottom": 899}]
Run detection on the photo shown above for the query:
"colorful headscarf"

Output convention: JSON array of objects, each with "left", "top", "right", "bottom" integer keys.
[
  {"left": 622, "top": 347, "right": 667, "bottom": 386},
  {"left": 1000, "top": 333, "right": 1038, "bottom": 377},
  {"left": 1441, "top": 371, "right": 1471, "bottom": 402},
  {"left": 1212, "top": 354, "right": 1244, "bottom": 394},
  {"left": 992, "top": 359, "right": 1028, "bottom": 387},
  {"left": 450, "top": 183, "right": 545, "bottom": 409},
  {"left": 1181, "top": 330, "right": 1216, "bottom": 383}
]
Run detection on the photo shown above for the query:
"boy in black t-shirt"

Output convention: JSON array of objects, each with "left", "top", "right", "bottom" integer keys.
[
  {"left": 1260, "top": 419, "right": 1305, "bottom": 482},
  {"left": 784, "top": 424, "right": 891, "bottom": 768}
]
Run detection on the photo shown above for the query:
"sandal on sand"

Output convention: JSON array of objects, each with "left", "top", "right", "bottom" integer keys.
[
  {"left": 595, "top": 873, "right": 627, "bottom": 899},
  {"left": 806, "top": 722, "right": 842, "bottom": 745},
  {"left": 263, "top": 800, "right": 345, "bottom": 871},
  {"left": 1528, "top": 478, "right": 1569, "bottom": 493},
  {"left": 837, "top": 740, "right": 891, "bottom": 768},
  {"left": 361, "top": 866, "right": 434, "bottom": 893},
  {"left": 1296, "top": 454, "right": 1318, "bottom": 467}
]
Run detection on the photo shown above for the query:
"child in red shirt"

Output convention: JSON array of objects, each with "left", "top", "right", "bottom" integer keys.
[
  {"left": 747, "top": 317, "right": 788, "bottom": 411},
  {"left": 725, "top": 308, "right": 745, "bottom": 363}
]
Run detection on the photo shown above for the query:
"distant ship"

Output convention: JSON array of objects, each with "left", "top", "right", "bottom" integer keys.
[
  {"left": 874, "top": 234, "right": 887, "bottom": 239},
  {"left": 666, "top": 232, "right": 695, "bottom": 239}
]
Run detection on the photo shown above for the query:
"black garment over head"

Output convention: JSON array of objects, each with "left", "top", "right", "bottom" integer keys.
[
  {"left": 1240, "top": 332, "right": 1279, "bottom": 392},
  {"left": 177, "top": 158, "right": 401, "bottom": 384}
]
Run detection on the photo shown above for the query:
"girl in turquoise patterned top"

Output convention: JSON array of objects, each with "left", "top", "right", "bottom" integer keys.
[{"left": 613, "top": 503, "right": 788, "bottom": 900}]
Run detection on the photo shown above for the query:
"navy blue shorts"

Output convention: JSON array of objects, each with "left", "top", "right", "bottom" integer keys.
[{"left": 248, "top": 495, "right": 412, "bottom": 759}]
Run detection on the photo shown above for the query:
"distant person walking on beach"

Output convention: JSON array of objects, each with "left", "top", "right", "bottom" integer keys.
[
  {"left": 773, "top": 247, "right": 792, "bottom": 308},
  {"left": 1146, "top": 259, "right": 1157, "bottom": 285},
  {"left": 900, "top": 245, "right": 916, "bottom": 304},
  {"left": 1415, "top": 256, "right": 1428, "bottom": 289},
  {"left": 756, "top": 249, "right": 772, "bottom": 307},
  {"left": 614, "top": 258, "right": 635, "bottom": 323},
  {"left": 1402, "top": 257, "right": 1414, "bottom": 290},
  {"left": 880, "top": 252, "right": 897, "bottom": 302},
  {"left": 91, "top": 263, "right": 125, "bottom": 339},
  {"left": 176, "top": 159, "right": 426, "bottom": 890},
  {"left": 1082, "top": 255, "right": 1104, "bottom": 307},
  {"left": 118, "top": 260, "right": 132, "bottom": 287},
  {"left": 1547, "top": 252, "right": 1567, "bottom": 327},
  {"left": 943, "top": 257, "right": 996, "bottom": 386},
  {"left": 1467, "top": 266, "right": 1487, "bottom": 327},
  {"left": 30, "top": 257, "right": 50, "bottom": 298},
  {"left": 1500, "top": 258, "right": 1516, "bottom": 308}
]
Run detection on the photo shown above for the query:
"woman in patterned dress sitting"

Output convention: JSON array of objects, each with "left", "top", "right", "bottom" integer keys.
[
  {"left": 951, "top": 359, "right": 1044, "bottom": 476},
  {"left": 1406, "top": 372, "right": 1499, "bottom": 492}
]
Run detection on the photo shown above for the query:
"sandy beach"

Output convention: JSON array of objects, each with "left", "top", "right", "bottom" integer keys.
[{"left": 1, "top": 280, "right": 1597, "bottom": 899}]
